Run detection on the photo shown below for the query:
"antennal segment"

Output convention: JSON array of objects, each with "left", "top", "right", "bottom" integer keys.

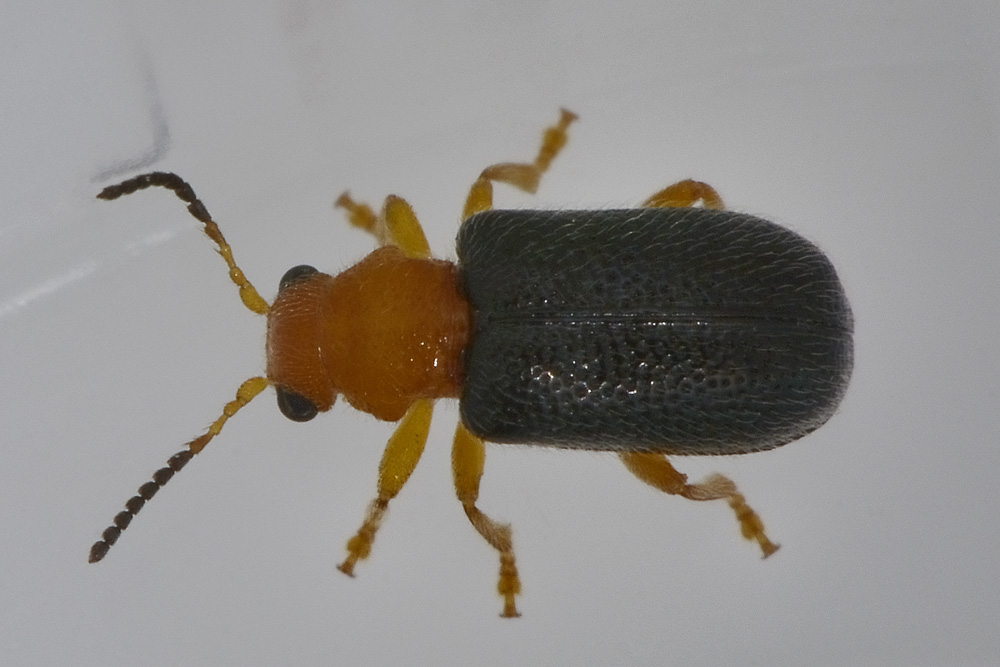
[
  {"left": 97, "top": 172, "right": 270, "bottom": 315},
  {"left": 88, "top": 376, "right": 269, "bottom": 563}
]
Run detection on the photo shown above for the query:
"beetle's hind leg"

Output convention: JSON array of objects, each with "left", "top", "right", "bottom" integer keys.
[
  {"left": 452, "top": 423, "right": 521, "bottom": 618},
  {"left": 462, "top": 108, "right": 578, "bottom": 220},
  {"left": 620, "top": 452, "right": 779, "bottom": 558},
  {"left": 643, "top": 179, "right": 725, "bottom": 210}
]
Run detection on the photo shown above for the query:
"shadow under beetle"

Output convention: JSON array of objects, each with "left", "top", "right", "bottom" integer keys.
[{"left": 89, "top": 109, "right": 853, "bottom": 618}]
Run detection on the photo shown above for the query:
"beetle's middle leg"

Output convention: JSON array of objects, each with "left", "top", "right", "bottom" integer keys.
[
  {"left": 619, "top": 452, "right": 780, "bottom": 558},
  {"left": 452, "top": 422, "right": 521, "bottom": 618},
  {"left": 643, "top": 179, "right": 725, "bottom": 209},
  {"left": 463, "top": 108, "right": 578, "bottom": 219},
  {"left": 338, "top": 399, "right": 434, "bottom": 577}
]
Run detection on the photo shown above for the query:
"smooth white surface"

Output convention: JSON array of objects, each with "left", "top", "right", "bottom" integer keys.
[{"left": 2, "top": 2, "right": 999, "bottom": 665}]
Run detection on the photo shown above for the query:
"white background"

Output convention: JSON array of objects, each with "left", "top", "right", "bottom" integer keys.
[{"left": 2, "top": 1, "right": 999, "bottom": 666}]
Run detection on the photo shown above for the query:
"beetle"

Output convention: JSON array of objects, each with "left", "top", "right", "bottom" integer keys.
[{"left": 89, "top": 109, "right": 853, "bottom": 617}]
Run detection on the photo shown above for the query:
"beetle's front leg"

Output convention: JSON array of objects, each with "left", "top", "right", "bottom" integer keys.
[
  {"left": 643, "top": 179, "right": 725, "bottom": 209},
  {"left": 462, "top": 108, "right": 578, "bottom": 220},
  {"left": 452, "top": 423, "right": 521, "bottom": 618},
  {"left": 335, "top": 193, "right": 431, "bottom": 259},
  {"left": 620, "top": 452, "right": 779, "bottom": 558},
  {"left": 338, "top": 400, "right": 434, "bottom": 576}
]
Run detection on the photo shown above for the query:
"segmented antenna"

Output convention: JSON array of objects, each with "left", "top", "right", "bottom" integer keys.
[
  {"left": 88, "top": 376, "right": 269, "bottom": 562},
  {"left": 90, "top": 173, "right": 272, "bottom": 562},
  {"left": 89, "top": 448, "right": 193, "bottom": 563},
  {"left": 96, "top": 171, "right": 270, "bottom": 316}
]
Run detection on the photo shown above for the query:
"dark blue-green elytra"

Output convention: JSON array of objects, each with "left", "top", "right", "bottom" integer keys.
[{"left": 457, "top": 207, "right": 853, "bottom": 455}]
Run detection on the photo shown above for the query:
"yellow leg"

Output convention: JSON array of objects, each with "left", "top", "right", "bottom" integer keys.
[
  {"left": 335, "top": 192, "right": 431, "bottom": 259},
  {"left": 335, "top": 192, "right": 381, "bottom": 240},
  {"left": 643, "top": 179, "right": 725, "bottom": 210},
  {"left": 619, "top": 452, "right": 779, "bottom": 558},
  {"left": 452, "top": 423, "right": 521, "bottom": 618},
  {"left": 462, "top": 108, "right": 578, "bottom": 220},
  {"left": 338, "top": 399, "right": 434, "bottom": 576}
]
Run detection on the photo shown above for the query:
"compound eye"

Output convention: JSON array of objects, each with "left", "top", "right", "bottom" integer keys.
[
  {"left": 278, "top": 264, "right": 317, "bottom": 292},
  {"left": 275, "top": 386, "right": 319, "bottom": 422}
]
